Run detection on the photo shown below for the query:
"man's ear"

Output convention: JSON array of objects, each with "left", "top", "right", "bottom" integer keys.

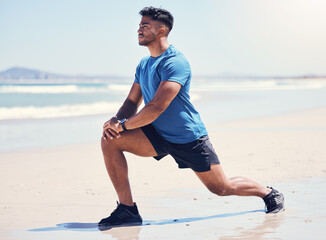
[{"left": 157, "top": 27, "right": 167, "bottom": 37}]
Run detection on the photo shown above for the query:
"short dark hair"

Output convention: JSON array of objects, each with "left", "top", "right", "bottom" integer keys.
[{"left": 139, "top": 6, "right": 174, "bottom": 32}]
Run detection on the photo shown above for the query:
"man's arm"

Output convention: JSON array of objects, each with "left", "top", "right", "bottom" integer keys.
[
  {"left": 103, "top": 82, "right": 143, "bottom": 140},
  {"left": 116, "top": 82, "right": 143, "bottom": 119},
  {"left": 104, "top": 80, "right": 182, "bottom": 134}
]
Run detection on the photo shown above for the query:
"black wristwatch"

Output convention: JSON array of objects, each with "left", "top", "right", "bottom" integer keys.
[{"left": 120, "top": 118, "right": 128, "bottom": 131}]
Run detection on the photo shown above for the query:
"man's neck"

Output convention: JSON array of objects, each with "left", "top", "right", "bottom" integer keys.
[{"left": 147, "top": 38, "right": 170, "bottom": 57}]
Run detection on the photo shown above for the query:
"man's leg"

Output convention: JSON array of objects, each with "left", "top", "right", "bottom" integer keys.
[
  {"left": 195, "top": 164, "right": 271, "bottom": 198},
  {"left": 195, "top": 164, "right": 285, "bottom": 213},
  {"left": 101, "top": 128, "right": 157, "bottom": 206}
]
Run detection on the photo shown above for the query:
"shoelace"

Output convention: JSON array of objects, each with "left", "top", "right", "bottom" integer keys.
[
  {"left": 109, "top": 202, "right": 124, "bottom": 216},
  {"left": 265, "top": 192, "right": 282, "bottom": 211},
  {"left": 273, "top": 196, "right": 283, "bottom": 205}
]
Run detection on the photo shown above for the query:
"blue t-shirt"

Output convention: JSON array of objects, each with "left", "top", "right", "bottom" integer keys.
[{"left": 134, "top": 45, "right": 207, "bottom": 144}]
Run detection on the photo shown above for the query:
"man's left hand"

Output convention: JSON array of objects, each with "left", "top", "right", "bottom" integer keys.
[{"left": 103, "top": 118, "right": 123, "bottom": 140}]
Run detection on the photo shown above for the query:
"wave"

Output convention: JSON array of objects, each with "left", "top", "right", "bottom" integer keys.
[
  {"left": 0, "top": 84, "right": 131, "bottom": 94},
  {"left": 192, "top": 80, "right": 326, "bottom": 92},
  {"left": 1, "top": 80, "right": 325, "bottom": 94},
  {"left": 0, "top": 102, "right": 121, "bottom": 120},
  {"left": 107, "top": 84, "right": 132, "bottom": 93}
]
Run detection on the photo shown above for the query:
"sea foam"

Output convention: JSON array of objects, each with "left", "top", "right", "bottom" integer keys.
[
  {"left": 0, "top": 102, "right": 121, "bottom": 120},
  {"left": 192, "top": 80, "right": 325, "bottom": 92},
  {"left": 0, "top": 84, "right": 130, "bottom": 94}
]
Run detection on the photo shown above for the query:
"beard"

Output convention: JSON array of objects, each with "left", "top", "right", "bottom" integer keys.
[
  {"left": 138, "top": 39, "right": 152, "bottom": 46},
  {"left": 138, "top": 33, "right": 156, "bottom": 46}
]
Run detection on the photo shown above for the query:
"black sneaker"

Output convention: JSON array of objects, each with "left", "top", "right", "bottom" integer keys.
[
  {"left": 263, "top": 187, "right": 285, "bottom": 214},
  {"left": 98, "top": 202, "right": 143, "bottom": 226}
]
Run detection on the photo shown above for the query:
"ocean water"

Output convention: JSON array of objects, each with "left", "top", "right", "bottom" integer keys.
[{"left": 1, "top": 78, "right": 326, "bottom": 152}]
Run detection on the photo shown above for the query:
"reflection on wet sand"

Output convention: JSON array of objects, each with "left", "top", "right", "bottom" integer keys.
[
  {"left": 28, "top": 222, "right": 142, "bottom": 240},
  {"left": 220, "top": 208, "right": 285, "bottom": 239},
  {"left": 28, "top": 209, "right": 265, "bottom": 240},
  {"left": 19, "top": 179, "right": 326, "bottom": 240},
  {"left": 101, "top": 226, "right": 141, "bottom": 240}
]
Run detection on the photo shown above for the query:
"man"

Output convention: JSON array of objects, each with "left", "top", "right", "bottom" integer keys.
[{"left": 99, "top": 6, "right": 284, "bottom": 227}]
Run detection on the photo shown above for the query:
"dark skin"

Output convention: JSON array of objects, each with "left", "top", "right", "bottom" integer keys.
[{"left": 101, "top": 16, "right": 271, "bottom": 206}]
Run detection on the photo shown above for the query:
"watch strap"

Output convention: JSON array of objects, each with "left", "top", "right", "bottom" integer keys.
[{"left": 120, "top": 119, "right": 128, "bottom": 131}]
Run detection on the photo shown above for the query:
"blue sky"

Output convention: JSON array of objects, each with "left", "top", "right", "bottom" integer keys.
[{"left": 1, "top": 0, "right": 325, "bottom": 77}]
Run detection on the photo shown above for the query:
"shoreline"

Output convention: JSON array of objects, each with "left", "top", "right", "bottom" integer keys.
[{"left": 1, "top": 104, "right": 326, "bottom": 153}]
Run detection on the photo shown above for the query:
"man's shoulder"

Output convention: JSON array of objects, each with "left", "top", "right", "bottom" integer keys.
[
  {"left": 160, "top": 51, "right": 190, "bottom": 72},
  {"left": 163, "top": 46, "right": 189, "bottom": 64}
]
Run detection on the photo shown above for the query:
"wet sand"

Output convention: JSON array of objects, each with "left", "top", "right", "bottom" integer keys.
[
  {"left": 1, "top": 107, "right": 326, "bottom": 239},
  {"left": 13, "top": 178, "right": 326, "bottom": 240}
]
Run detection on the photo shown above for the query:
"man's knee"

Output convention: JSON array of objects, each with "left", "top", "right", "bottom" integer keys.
[{"left": 101, "top": 136, "right": 120, "bottom": 152}]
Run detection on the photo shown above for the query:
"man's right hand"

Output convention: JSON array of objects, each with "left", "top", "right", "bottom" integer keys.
[
  {"left": 102, "top": 82, "right": 143, "bottom": 140},
  {"left": 102, "top": 117, "right": 122, "bottom": 140}
]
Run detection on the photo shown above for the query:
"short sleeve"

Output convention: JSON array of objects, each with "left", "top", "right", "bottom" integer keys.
[
  {"left": 134, "top": 63, "right": 141, "bottom": 84},
  {"left": 160, "top": 56, "right": 191, "bottom": 86}
]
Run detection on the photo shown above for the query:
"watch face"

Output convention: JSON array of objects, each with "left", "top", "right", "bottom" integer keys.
[{"left": 120, "top": 119, "right": 127, "bottom": 130}]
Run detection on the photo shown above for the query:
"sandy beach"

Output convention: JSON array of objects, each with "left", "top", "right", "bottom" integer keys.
[{"left": 1, "top": 107, "right": 326, "bottom": 239}]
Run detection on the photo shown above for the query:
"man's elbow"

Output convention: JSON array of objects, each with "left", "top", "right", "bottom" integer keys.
[
  {"left": 148, "top": 102, "right": 168, "bottom": 117},
  {"left": 157, "top": 103, "right": 169, "bottom": 114}
]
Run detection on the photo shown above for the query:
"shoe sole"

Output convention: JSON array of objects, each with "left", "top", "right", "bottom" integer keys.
[{"left": 98, "top": 221, "right": 142, "bottom": 230}]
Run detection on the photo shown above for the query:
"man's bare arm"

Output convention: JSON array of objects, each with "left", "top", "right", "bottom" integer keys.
[
  {"left": 115, "top": 83, "right": 143, "bottom": 119},
  {"left": 103, "top": 82, "right": 143, "bottom": 139}
]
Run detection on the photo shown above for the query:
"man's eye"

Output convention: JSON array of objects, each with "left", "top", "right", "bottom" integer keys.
[{"left": 139, "top": 25, "right": 149, "bottom": 29}]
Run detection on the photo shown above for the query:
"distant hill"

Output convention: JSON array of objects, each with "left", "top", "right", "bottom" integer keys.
[
  {"left": 0, "top": 67, "right": 70, "bottom": 80},
  {"left": 0, "top": 67, "right": 128, "bottom": 82},
  {"left": 0, "top": 67, "right": 325, "bottom": 82}
]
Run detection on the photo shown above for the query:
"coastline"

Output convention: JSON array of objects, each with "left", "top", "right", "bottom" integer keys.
[
  {"left": 1, "top": 107, "right": 326, "bottom": 239},
  {"left": 2, "top": 77, "right": 326, "bottom": 153}
]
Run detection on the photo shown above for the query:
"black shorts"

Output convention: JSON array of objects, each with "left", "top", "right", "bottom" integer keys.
[{"left": 141, "top": 124, "right": 220, "bottom": 172}]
